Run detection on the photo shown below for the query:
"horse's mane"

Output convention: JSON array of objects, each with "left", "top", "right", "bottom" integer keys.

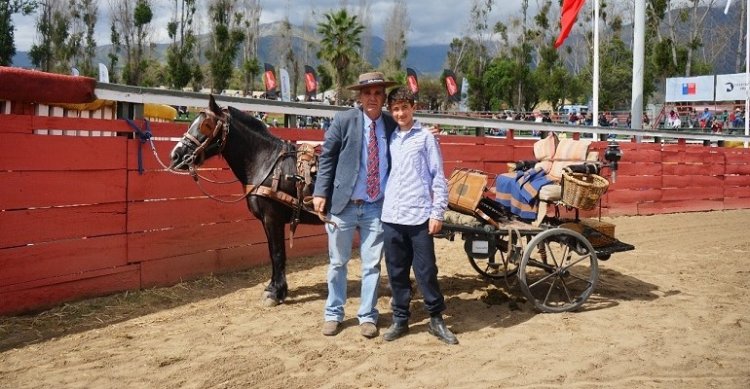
[{"left": 227, "top": 106, "right": 280, "bottom": 143}]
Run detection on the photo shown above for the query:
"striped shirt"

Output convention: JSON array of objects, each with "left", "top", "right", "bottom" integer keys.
[{"left": 381, "top": 120, "right": 448, "bottom": 225}]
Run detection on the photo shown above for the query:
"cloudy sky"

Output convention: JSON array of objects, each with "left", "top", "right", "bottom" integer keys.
[{"left": 11, "top": 0, "right": 538, "bottom": 51}]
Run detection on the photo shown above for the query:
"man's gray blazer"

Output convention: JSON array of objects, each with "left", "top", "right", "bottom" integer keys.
[{"left": 313, "top": 107, "right": 397, "bottom": 215}]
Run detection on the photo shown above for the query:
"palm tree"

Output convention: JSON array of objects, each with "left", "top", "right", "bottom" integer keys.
[{"left": 316, "top": 9, "right": 364, "bottom": 104}]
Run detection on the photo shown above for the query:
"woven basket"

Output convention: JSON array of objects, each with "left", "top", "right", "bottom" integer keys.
[{"left": 561, "top": 172, "right": 609, "bottom": 210}]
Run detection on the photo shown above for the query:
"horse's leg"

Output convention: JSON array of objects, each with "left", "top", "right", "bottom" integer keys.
[{"left": 261, "top": 217, "right": 288, "bottom": 307}]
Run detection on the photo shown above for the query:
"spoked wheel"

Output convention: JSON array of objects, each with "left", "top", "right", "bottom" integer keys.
[
  {"left": 518, "top": 228, "right": 598, "bottom": 313},
  {"left": 464, "top": 236, "right": 520, "bottom": 279}
]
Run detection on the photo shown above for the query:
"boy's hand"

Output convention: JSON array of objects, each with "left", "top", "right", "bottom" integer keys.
[{"left": 428, "top": 218, "right": 443, "bottom": 235}]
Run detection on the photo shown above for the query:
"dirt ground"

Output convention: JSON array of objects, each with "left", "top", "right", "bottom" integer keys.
[{"left": 1, "top": 210, "right": 749, "bottom": 388}]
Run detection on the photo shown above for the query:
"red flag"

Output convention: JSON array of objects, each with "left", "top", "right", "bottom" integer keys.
[{"left": 554, "top": 0, "right": 586, "bottom": 49}]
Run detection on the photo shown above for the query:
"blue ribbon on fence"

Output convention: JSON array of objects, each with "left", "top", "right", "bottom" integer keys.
[{"left": 125, "top": 118, "right": 152, "bottom": 175}]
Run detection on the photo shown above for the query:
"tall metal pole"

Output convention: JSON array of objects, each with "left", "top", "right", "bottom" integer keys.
[
  {"left": 593, "top": 0, "right": 600, "bottom": 138},
  {"left": 631, "top": 0, "right": 646, "bottom": 139},
  {"left": 745, "top": 0, "right": 749, "bottom": 147}
]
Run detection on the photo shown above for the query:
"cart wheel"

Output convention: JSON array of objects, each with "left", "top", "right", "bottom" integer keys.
[
  {"left": 518, "top": 228, "right": 598, "bottom": 313},
  {"left": 464, "top": 237, "right": 519, "bottom": 279}
]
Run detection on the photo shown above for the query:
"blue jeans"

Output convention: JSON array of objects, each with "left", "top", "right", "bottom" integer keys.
[{"left": 324, "top": 201, "right": 384, "bottom": 324}]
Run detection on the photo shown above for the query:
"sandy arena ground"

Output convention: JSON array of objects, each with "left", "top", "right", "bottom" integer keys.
[{"left": 1, "top": 209, "right": 749, "bottom": 388}]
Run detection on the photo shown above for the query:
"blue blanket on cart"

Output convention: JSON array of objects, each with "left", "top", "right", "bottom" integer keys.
[{"left": 494, "top": 167, "right": 553, "bottom": 220}]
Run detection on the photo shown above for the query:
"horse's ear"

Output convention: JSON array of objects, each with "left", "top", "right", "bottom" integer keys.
[{"left": 209, "top": 94, "right": 222, "bottom": 115}]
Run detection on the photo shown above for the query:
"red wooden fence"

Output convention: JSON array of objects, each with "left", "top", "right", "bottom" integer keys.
[{"left": 2, "top": 114, "right": 750, "bottom": 316}]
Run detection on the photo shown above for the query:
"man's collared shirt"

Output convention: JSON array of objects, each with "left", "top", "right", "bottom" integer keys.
[{"left": 381, "top": 120, "right": 447, "bottom": 225}]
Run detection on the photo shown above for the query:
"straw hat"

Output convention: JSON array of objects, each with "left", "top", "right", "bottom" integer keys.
[{"left": 346, "top": 71, "right": 399, "bottom": 90}]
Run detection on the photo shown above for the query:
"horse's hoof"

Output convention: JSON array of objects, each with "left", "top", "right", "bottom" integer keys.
[{"left": 261, "top": 291, "right": 281, "bottom": 307}]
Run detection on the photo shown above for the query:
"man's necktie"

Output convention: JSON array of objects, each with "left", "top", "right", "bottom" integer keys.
[{"left": 366, "top": 122, "right": 380, "bottom": 199}]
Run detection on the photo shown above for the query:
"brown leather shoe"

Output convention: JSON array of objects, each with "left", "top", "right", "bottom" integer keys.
[
  {"left": 322, "top": 321, "right": 340, "bottom": 336},
  {"left": 360, "top": 322, "right": 379, "bottom": 338}
]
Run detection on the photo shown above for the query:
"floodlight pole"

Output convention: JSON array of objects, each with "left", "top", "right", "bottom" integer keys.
[{"left": 631, "top": 0, "right": 646, "bottom": 141}]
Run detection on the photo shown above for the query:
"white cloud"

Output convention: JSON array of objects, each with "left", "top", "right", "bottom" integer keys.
[{"left": 11, "top": 0, "right": 531, "bottom": 51}]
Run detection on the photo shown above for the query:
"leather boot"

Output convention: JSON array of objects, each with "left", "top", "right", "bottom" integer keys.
[
  {"left": 428, "top": 316, "right": 458, "bottom": 345},
  {"left": 383, "top": 322, "right": 409, "bottom": 342}
]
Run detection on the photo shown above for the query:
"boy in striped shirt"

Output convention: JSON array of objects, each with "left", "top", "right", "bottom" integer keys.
[{"left": 380, "top": 87, "right": 457, "bottom": 345}]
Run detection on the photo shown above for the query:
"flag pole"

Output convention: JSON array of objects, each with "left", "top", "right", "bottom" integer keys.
[
  {"left": 745, "top": 0, "right": 749, "bottom": 148},
  {"left": 631, "top": 0, "right": 646, "bottom": 139},
  {"left": 592, "top": 0, "right": 600, "bottom": 139}
]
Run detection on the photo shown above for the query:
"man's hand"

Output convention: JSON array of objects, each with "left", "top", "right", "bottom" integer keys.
[
  {"left": 428, "top": 218, "right": 443, "bottom": 235},
  {"left": 312, "top": 196, "right": 326, "bottom": 213},
  {"left": 425, "top": 125, "right": 440, "bottom": 136}
]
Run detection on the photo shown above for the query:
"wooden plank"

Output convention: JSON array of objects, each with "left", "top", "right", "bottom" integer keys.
[
  {"left": 0, "top": 203, "right": 126, "bottom": 248},
  {"left": 31, "top": 115, "right": 132, "bottom": 133},
  {"left": 607, "top": 188, "right": 662, "bottom": 203},
  {"left": 441, "top": 144, "right": 484, "bottom": 162},
  {"left": 0, "top": 115, "right": 33, "bottom": 134},
  {"left": 662, "top": 163, "right": 724, "bottom": 176},
  {"left": 0, "top": 265, "right": 140, "bottom": 316},
  {"left": 617, "top": 162, "right": 662, "bottom": 176},
  {"left": 127, "top": 198, "right": 252, "bottom": 232},
  {"left": 639, "top": 200, "right": 724, "bottom": 214},
  {"left": 623, "top": 148, "right": 663, "bottom": 163},
  {"left": 724, "top": 186, "right": 750, "bottom": 198},
  {"left": 721, "top": 150, "right": 750, "bottom": 163},
  {"left": 126, "top": 170, "right": 241, "bottom": 201},
  {"left": 0, "top": 170, "right": 126, "bottom": 209},
  {"left": 0, "top": 235, "right": 128, "bottom": 289},
  {"left": 215, "top": 244, "right": 271, "bottom": 274},
  {"left": 606, "top": 203, "right": 639, "bottom": 216},
  {"left": 139, "top": 251, "right": 222, "bottom": 288},
  {"left": 724, "top": 164, "right": 750, "bottom": 175},
  {"left": 662, "top": 175, "right": 723, "bottom": 188},
  {"left": 724, "top": 197, "right": 750, "bottom": 209},
  {"left": 662, "top": 149, "right": 723, "bottom": 163},
  {"left": 0, "top": 133, "right": 126, "bottom": 171},
  {"left": 662, "top": 186, "right": 724, "bottom": 201},
  {"left": 127, "top": 220, "right": 267, "bottom": 263},
  {"left": 614, "top": 175, "right": 663, "bottom": 190},
  {"left": 724, "top": 175, "right": 750, "bottom": 186}
]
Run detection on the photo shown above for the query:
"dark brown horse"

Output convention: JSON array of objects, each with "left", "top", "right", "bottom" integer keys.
[{"left": 169, "top": 96, "right": 324, "bottom": 306}]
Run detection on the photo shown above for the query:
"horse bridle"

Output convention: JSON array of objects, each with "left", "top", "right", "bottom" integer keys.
[{"left": 179, "top": 108, "right": 230, "bottom": 173}]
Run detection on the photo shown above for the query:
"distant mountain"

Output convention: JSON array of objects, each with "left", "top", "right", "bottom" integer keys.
[{"left": 11, "top": 21, "right": 449, "bottom": 76}]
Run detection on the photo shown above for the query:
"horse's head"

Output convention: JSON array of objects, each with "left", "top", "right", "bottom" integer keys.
[{"left": 169, "top": 95, "right": 229, "bottom": 170}]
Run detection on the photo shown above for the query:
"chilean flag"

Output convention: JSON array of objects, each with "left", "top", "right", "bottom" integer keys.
[{"left": 554, "top": 0, "right": 586, "bottom": 49}]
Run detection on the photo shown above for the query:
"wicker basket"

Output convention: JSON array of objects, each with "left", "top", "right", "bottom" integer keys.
[{"left": 561, "top": 172, "right": 609, "bottom": 210}]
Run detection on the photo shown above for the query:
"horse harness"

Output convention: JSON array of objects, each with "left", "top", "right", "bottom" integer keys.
[
  {"left": 182, "top": 108, "right": 333, "bottom": 244},
  {"left": 243, "top": 141, "right": 325, "bottom": 241}
]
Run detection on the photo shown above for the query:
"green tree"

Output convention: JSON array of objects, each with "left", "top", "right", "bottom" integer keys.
[
  {"left": 111, "top": 0, "right": 154, "bottom": 86},
  {"left": 29, "top": 1, "right": 83, "bottom": 74},
  {"left": 380, "top": 0, "right": 408, "bottom": 79},
  {"left": 0, "top": 0, "right": 37, "bottom": 66},
  {"left": 207, "top": 0, "right": 245, "bottom": 93},
  {"left": 165, "top": 0, "right": 198, "bottom": 90},
  {"left": 316, "top": 9, "right": 364, "bottom": 104},
  {"left": 239, "top": 0, "right": 261, "bottom": 96},
  {"left": 107, "top": 20, "right": 120, "bottom": 83}
]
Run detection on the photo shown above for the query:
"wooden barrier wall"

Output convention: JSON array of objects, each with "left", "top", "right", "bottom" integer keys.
[
  {"left": 0, "top": 114, "right": 328, "bottom": 315},
  {"left": 2, "top": 114, "right": 750, "bottom": 316}
]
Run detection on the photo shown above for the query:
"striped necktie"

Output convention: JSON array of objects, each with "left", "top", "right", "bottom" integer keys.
[{"left": 366, "top": 121, "right": 380, "bottom": 199}]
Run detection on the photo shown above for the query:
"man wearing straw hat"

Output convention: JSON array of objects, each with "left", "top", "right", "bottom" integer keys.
[{"left": 312, "top": 71, "right": 399, "bottom": 338}]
